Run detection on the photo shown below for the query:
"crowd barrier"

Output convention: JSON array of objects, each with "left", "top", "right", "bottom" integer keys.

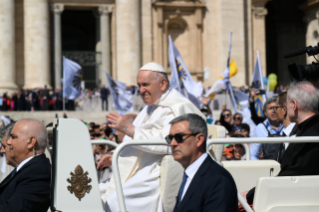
[{"left": 112, "top": 137, "right": 319, "bottom": 212}]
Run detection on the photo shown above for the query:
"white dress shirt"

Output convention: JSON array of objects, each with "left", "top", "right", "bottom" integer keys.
[
  {"left": 181, "top": 153, "right": 208, "bottom": 200},
  {"left": 281, "top": 123, "right": 296, "bottom": 149},
  {"left": 16, "top": 154, "right": 42, "bottom": 172}
]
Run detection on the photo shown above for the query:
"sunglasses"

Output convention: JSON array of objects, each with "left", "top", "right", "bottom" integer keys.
[
  {"left": 234, "top": 117, "right": 242, "bottom": 120},
  {"left": 165, "top": 133, "right": 200, "bottom": 144},
  {"left": 224, "top": 113, "right": 231, "bottom": 117},
  {"left": 271, "top": 106, "right": 286, "bottom": 112}
]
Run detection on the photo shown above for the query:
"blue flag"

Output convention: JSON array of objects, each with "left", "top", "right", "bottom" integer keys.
[
  {"left": 105, "top": 72, "right": 133, "bottom": 114},
  {"left": 62, "top": 57, "right": 82, "bottom": 100},
  {"left": 251, "top": 51, "right": 266, "bottom": 117}
]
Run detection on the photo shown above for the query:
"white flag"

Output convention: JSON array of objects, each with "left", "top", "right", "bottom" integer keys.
[
  {"left": 206, "top": 31, "right": 232, "bottom": 99},
  {"left": 105, "top": 72, "right": 133, "bottom": 114},
  {"left": 251, "top": 51, "right": 266, "bottom": 117},
  {"left": 168, "top": 36, "right": 203, "bottom": 108},
  {"left": 62, "top": 57, "right": 82, "bottom": 100}
]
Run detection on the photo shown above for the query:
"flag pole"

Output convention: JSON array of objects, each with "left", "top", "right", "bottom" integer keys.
[{"left": 62, "top": 57, "right": 65, "bottom": 111}]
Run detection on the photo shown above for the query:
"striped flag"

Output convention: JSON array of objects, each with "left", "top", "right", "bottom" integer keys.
[
  {"left": 251, "top": 51, "right": 266, "bottom": 117},
  {"left": 168, "top": 35, "right": 203, "bottom": 108}
]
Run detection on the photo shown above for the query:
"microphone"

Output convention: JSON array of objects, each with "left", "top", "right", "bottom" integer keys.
[{"left": 284, "top": 47, "right": 308, "bottom": 59}]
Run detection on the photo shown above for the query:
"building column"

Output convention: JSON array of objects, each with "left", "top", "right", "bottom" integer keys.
[
  {"left": 116, "top": 0, "right": 141, "bottom": 85},
  {"left": 251, "top": 0, "right": 270, "bottom": 77},
  {"left": 0, "top": 0, "right": 18, "bottom": 93},
  {"left": 52, "top": 4, "right": 64, "bottom": 89},
  {"left": 24, "top": 0, "right": 51, "bottom": 89},
  {"left": 98, "top": 5, "right": 112, "bottom": 86}
]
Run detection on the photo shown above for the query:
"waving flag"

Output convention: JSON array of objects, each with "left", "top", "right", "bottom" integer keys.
[
  {"left": 228, "top": 85, "right": 256, "bottom": 136},
  {"left": 206, "top": 31, "right": 233, "bottom": 99},
  {"left": 168, "top": 35, "right": 203, "bottom": 108},
  {"left": 62, "top": 57, "right": 82, "bottom": 100},
  {"left": 105, "top": 72, "right": 133, "bottom": 114},
  {"left": 251, "top": 51, "right": 266, "bottom": 117}
]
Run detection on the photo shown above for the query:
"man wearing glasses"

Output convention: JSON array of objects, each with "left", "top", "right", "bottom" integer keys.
[
  {"left": 166, "top": 114, "right": 237, "bottom": 212},
  {"left": 250, "top": 95, "right": 283, "bottom": 160},
  {"left": 272, "top": 92, "right": 295, "bottom": 162}
]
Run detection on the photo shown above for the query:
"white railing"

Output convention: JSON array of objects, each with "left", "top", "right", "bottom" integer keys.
[
  {"left": 91, "top": 139, "right": 119, "bottom": 147},
  {"left": 207, "top": 136, "right": 319, "bottom": 212},
  {"left": 111, "top": 137, "right": 319, "bottom": 212},
  {"left": 112, "top": 140, "right": 168, "bottom": 212}
]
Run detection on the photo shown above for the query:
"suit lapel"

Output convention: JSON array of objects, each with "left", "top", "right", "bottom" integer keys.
[
  {"left": 0, "top": 168, "right": 16, "bottom": 189},
  {"left": 0, "top": 154, "right": 45, "bottom": 189},
  {"left": 176, "top": 157, "right": 211, "bottom": 211}
]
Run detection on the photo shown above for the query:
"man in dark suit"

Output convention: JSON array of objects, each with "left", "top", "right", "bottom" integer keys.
[
  {"left": 166, "top": 114, "right": 238, "bottom": 212},
  {"left": 100, "top": 85, "right": 109, "bottom": 111},
  {"left": 247, "top": 81, "right": 319, "bottom": 204},
  {"left": 0, "top": 119, "right": 51, "bottom": 212}
]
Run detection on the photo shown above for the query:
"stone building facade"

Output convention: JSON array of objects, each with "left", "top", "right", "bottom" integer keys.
[{"left": 0, "top": 0, "right": 317, "bottom": 94}]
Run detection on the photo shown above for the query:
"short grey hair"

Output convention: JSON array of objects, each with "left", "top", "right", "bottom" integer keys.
[
  {"left": 263, "top": 95, "right": 278, "bottom": 111},
  {"left": 287, "top": 81, "right": 319, "bottom": 113},
  {"left": 0, "top": 122, "right": 15, "bottom": 140},
  {"left": 17, "top": 119, "right": 48, "bottom": 151},
  {"left": 169, "top": 114, "right": 207, "bottom": 151},
  {"left": 152, "top": 72, "right": 170, "bottom": 90}
]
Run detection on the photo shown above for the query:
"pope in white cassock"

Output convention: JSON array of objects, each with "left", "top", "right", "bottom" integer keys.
[{"left": 101, "top": 62, "right": 205, "bottom": 212}]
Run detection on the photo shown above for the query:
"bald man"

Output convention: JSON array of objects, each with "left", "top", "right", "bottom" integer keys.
[{"left": 0, "top": 119, "right": 51, "bottom": 212}]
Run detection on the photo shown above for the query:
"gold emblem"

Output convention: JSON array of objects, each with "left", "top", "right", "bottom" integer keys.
[{"left": 67, "top": 165, "right": 92, "bottom": 200}]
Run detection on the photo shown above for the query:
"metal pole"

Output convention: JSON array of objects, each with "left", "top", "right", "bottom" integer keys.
[
  {"left": 112, "top": 140, "right": 169, "bottom": 212},
  {"left": 91, "top": 140, "right": 119, "bottom": 147}
]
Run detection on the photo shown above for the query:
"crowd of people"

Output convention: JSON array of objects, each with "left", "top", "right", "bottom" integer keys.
[{"left": 0, "top": 61, "right": 318, "bottom": 212}]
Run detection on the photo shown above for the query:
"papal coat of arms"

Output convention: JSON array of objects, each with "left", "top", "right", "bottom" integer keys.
[{"left": 67, "top": 165, "right": 92, "bottom": 200}]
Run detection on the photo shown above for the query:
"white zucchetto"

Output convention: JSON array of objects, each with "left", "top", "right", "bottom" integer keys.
[{"left": 139, "top": 62, "right": 167, "bottom": 73}]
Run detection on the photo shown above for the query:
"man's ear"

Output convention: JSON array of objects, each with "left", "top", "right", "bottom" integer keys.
[
  {"left": 292, "top": 99, "right": 298, "bottom": 112},
  {"left": 27, "top": 136, "right": 37, "bottom": 150},
  {"left": 160, "top": 78, "right": 168, "bottom": 92},
  {"left": 196, "top": 133, "right": 205, "bottom": 148}
]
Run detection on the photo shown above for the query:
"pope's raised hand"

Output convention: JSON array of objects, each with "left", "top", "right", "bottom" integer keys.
[{"left": 106, "top": 113, "right": 135, "bottom": 138}]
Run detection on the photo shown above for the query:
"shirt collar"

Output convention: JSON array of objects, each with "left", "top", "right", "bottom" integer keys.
[
  {"left": 147, "top": 87, "right": 171, "bottom": 115},
  {"left": 185, "top": 153, "right": 208, "bottom": 180},
  {"left": 264, "top": 119, "right": 283, "bottom": 133},
  {"left": 282, "top": 123, "right": 295, "bottom": 136},
  {"left": 16, "top": 153, "right": 42, "bottom": 172}
]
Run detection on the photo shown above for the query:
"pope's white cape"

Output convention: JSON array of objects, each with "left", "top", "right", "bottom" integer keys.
[
  {"left": 103, "top": 88, "right": 205, "bottom": 212},
  {"left": 168, "top": 35, "right": 203, "bottom": 108},
  {"left": 62, "top": 57, "right": 82, "bottom": 100},
  {"left": 105, "top": 71, "right": 133, "bottom": 113}
]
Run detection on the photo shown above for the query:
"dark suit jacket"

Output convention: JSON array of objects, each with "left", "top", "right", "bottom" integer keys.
[
  {"left": 0, "top": 154, "right": 51, "bottom": 212},
  {"left": 173, "top": 156, "right": 238, "bottom": 212},
  {"left": 278, "top": 114, "right": 319, "bottom": 176}
]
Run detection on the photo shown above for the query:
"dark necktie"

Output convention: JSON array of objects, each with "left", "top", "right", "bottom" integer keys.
[
  {"left": 11, "top": 169, "right": 17, "bottom": 178},
  {"left": 177, "top": 172, "right": 188, "bottom": 206},
  {"left": 278, "top": 143, "right": 286, "bottom": 162}
]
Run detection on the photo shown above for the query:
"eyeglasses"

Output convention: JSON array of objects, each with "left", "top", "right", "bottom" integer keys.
[
  {"left": 165, "top": 133, "right": 200, "bottom": 144},
  {"left": 224, "top": 113, "right": 231, "bottom": 117},
  {"left": 271, "top": 106, "right": 286, "bottom": 112},
  {"left": 234, "top": 117, "right": 242, "bottom": 120}
]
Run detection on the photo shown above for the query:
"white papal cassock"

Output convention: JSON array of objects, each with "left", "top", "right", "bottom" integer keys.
[{"left": 104, "top": 88, "right": 204, "bottom": 212}]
